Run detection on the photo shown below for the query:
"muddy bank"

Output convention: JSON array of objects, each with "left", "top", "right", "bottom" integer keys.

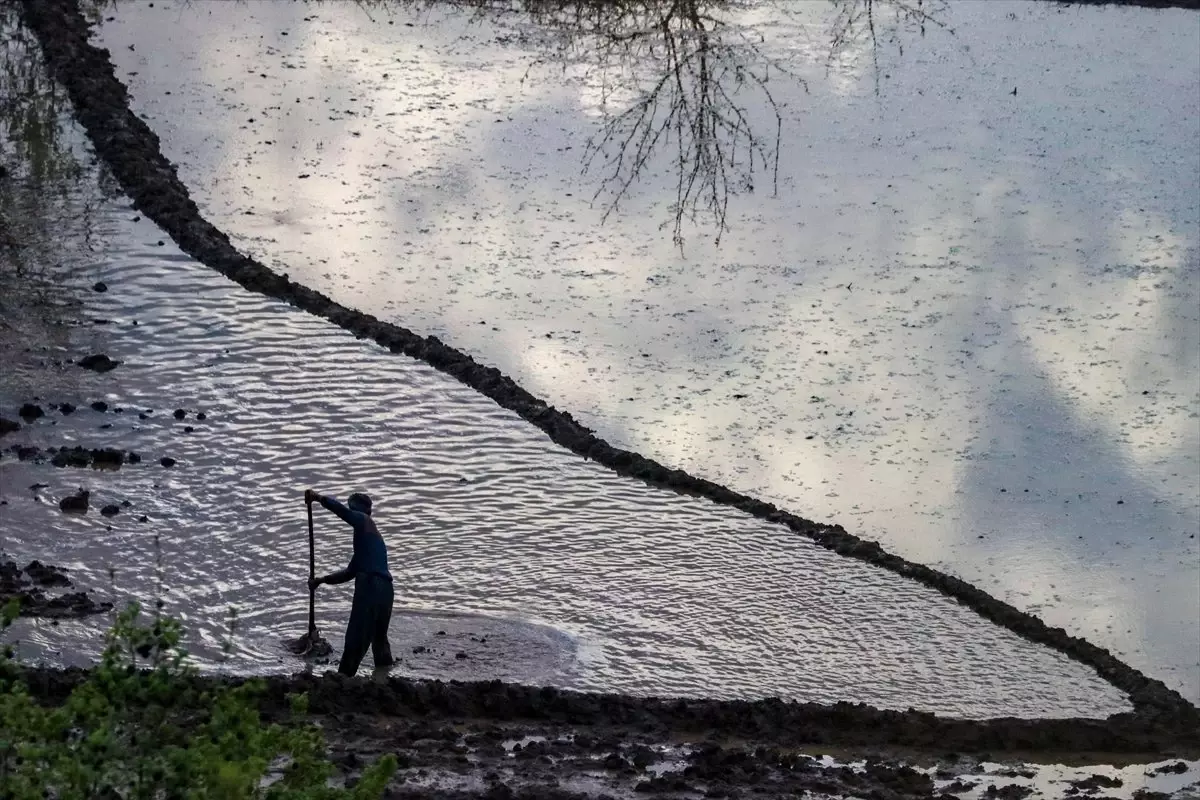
[
  {"left": 16, "top": 666, "right": 1200, "bottom": 767},
  {"left": 0, "top": 559, "right": 112, "bottom": 618},
  {"left": 16, "top": 0, "right": 1197, "bottom": 726}
]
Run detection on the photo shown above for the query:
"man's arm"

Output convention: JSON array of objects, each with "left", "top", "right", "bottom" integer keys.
[
  {"left": 306, "top": 490, "right": 365, "bottom": 529},
  {"left": 317, "top": 567, "right": 355, "bottom": 585}
]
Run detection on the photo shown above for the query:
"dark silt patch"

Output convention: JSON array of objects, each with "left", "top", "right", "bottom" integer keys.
[
  {"left": 0, "top": 558, "right": 112, "bottom": 618},
  {"left": 14, "top": 0, "right": 1198, "bottom": 744}
]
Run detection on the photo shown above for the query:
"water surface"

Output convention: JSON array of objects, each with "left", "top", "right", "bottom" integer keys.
[
  {"left": 89, "top": 0, "right": 1200, "bottom": 699},
  {"left": 0, "top": 101, "right": 1128, "bottom": 718}
]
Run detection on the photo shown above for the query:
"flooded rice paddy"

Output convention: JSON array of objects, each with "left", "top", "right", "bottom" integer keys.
[
  {"left": 78, "top": 0, "right": 1200, "bottom": 702},
  {"left": 0, "top": 0, "right": 1198, "bottom": 729},
  {"left": 0, "top": 99, "right": 1128, "bottom": 718}
]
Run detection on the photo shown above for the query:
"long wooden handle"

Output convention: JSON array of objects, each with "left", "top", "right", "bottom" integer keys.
[{"left": 307, "top": 500, "right": 316, "bottom": 636}]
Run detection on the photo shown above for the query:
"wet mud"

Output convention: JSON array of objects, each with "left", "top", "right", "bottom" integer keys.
[
  {"left": 15, "top": 0, "right": 1199, "bottom": 731},
  {"left": 19, "top": 0, "right": 1200, "bottom": 728},
  {"left": 12, "top": 667, "right": 1200, "bottom": 799},
  {"left": 288, "top": 630, "right": 335, "bottom": 659},
  {"left": 0, "top": 559, "right": 112, "bottom": 618},
  {"left": 3, "top": 443, "right": 138, "bottom": 469}
]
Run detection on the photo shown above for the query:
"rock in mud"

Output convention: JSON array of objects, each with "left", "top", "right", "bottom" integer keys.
[
  {"left": 58, "top": 402, "right": 77, "bottom": 414},
  {"left": 0, "top": 417, "right": 19, "bottom": 436},
  {"left": 59, "top": 489, "right": 89, "bottom": 514},
  {"left": 78, "top": 354, "right": 120, "bottom": 373},
  {"left": 90, "top": 401, "right": 108, "bottom": 412},
  {"left": 92, "top": 281, "right": 107, "bottom": 292},
  {"left": 160, "top": 456, "right": 176, "bottom": 468},
  {"left": 100, "top": 504, "right": 120, "bottom": 517},
  {"left": 18, "top": 403, "right": 44, "bottom": 421},
  {"left": 984, "top": 785, "right": 1033, "bottom": 799}
]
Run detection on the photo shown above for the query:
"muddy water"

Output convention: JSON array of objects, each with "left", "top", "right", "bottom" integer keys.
[
  {"left": 87, "top": 0, "right": 1200, "bottom": 700},
  {"left": 0, "top": 78, "right": 1132, "bottom": 717}
]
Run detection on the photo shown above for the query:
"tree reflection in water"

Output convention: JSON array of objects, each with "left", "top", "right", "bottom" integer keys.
[{"left": 361, "top": 0, "right": 951, "bottom": 244}]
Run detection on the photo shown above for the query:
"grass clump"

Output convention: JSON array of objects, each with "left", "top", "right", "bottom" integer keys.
[{"left": 0, "top": 599, "right": 395, "bottom": 799}]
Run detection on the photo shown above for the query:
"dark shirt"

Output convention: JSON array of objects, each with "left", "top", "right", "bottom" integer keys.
[{"left": 320, "top": 496, "right": 392, "bottom": 582}]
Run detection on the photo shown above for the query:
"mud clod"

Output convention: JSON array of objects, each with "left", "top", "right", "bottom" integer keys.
[
  {"left": 19, "top": 403, "right": 44, "bottom": 421},
  {"left": 58, "top": 489, "right": 89, "bottom": 514},
  {"left": 1070, "top": 774, "right": 1123, "bottom": 792},
  {"left": 23, "top": 560, "right": 71, "bottom": 587},
  {"left": 90, "top": 401, "right": 108, "bottom": 412},
  {"left": 1149, "top": 762, "right": 1188, "bottom": 775},
  {"left": 173, "top": 408, "right": 186, "bottom": 419},
  {"left": 100, "top": 504, "right": 120, "bottom": 517},
  {"left": 160, "top": 456, "right": 176, "bottom": 468},
  {"left": 78, "top": 353, "right": 120, "bottom": 372},
  {"left": 49, "top": 446, "right": 128, "bottom": 469},
  {"left": 93, "top": 281, "right": 107, "bottom": 292},
  {"left": 0, "top": 417, "right": 19, "bottom": 436},
  {"left": 0, "top": 558, "right": 111, "bottom": 618}
]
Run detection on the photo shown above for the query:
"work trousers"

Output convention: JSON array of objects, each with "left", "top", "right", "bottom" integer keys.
[{"left": 339, "top": 572, "right": 394, "bottom": 676}]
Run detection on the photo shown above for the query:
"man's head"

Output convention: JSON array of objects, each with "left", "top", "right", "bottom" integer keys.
[{"left": 347, "top": 492, "right": 372, "bottom": 515}]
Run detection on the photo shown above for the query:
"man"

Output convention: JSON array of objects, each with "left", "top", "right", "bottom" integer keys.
[{"left": 304, "top": 489, "right": 395, "bottom": 676}]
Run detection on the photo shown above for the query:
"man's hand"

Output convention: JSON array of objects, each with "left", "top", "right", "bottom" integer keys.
[
  {"left": 308, "top": 576, "right": 322, "bottom": 593},
  {"left": 304, "top": 489, "right": 321, "bottom": 505}
]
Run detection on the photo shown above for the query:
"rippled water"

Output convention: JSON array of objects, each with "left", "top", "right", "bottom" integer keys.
[
  {"left": 87, "top": 0, "right": 1200, "bottom": 700},
  {"left": 0, "top": 116, "right": 1130, "bottom": 718}
]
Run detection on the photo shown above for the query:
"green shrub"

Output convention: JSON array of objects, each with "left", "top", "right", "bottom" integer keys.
[{"left": 0, "top": 599, "right": 395, "bottom": 799}]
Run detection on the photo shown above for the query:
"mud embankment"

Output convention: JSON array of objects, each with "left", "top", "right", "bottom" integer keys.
[
  {"left": 25, "top": 673, "right": 1195, "bottom": 800},
  {"left": 16, "top": 0, "right": 1198, "bottom": 732},
  {"left": 18, "top": 668, "right": 1200, "bottom": 758}
]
